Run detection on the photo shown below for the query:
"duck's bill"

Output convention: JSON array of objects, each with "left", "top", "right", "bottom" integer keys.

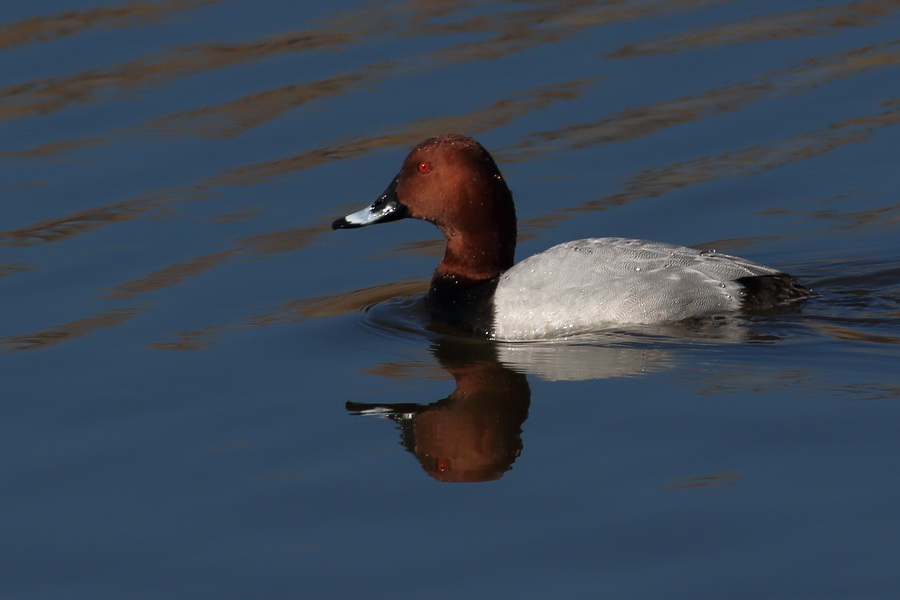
[{"left": 332, "top": 174, "right": 408, "bottom": 229}]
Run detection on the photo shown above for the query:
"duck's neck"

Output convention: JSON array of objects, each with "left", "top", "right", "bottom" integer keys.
[
  {"left": 436, "top": 225, "right": 515, "bottom": 282},
  {"left": 426, "top": 220, "right": 516, "bottom": 336},
  {"left": 423, "top": 174, "right": 516, "bottom": 335}
]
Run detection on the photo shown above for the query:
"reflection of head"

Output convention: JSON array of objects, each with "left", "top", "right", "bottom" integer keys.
[
  {"left": 406, "top": 369, "right": 529, "bottom": 482},
  {"left": 418, "top": 339, "right": 530, "bottom": 482},
  {"left": 348, "top": 337, "right": 530, "bottom": 483}
]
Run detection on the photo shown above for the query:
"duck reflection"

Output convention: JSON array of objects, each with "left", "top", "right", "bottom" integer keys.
[
  {"left": 348, "top": 336, "right": 530, "bottom": 483},
  {"left": 346, "top": 311, "right": 769, "bottom": 482}
]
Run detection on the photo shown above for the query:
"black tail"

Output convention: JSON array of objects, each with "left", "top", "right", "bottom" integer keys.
[{"left": 737, "top": 274, "right": 816, "bottom": 310}]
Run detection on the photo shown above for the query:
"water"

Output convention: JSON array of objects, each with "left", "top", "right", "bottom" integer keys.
[{"left": 2, "top": 1, "right": 899, "bottom": 598}]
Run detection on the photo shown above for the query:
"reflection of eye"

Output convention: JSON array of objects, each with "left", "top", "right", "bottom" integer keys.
[
  {"left": 436, "top": 457, "right": 449, "bottom": 472},
  {"left": 417, "top": 161, "right": 432, "bottom": 174}
]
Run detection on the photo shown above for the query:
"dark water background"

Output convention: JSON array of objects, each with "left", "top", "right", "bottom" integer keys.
[{"left": 2, "top": 1, "right": 899, "bottom": 598}]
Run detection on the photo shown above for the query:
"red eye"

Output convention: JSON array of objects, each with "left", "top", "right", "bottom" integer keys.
[{"left": 417, "top": 161, "right": 432, "bottom": 174}]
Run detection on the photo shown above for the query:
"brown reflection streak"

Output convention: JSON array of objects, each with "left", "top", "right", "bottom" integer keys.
[
  {"left": 3, "top": 0, "right": 714, "bottom": 148},
  {"left": 249, "top": 279, "right": 428, "bottom": 325},
  {"left": 430, "top": 0, "right": 728, "bottom": 63},
  {"left": 106, "top": 249, "right": 239, "bottom": 298},
  {"left": 809, "top": 321, "right": 900, "bottom": 344},
  {"left": 0, "top": 307, "right": 141, "bottom": 352},
  {"left": 607, "top": 0, "right": 900, "bottom": 58},
  {"left": 0, "top": 25, "right": 356, "bottom": 121},
  {"left": 757, "top": 203, "right": 900, "bottom": 236},
  {"left": 0, "top": 199, "right": 150, "bottom": 247},
  {"left": 208, "top": 78, "right": 594, "bottom": 186},
  {"left": 105, "top": 225, "right": 325, "bottom": 299},
  {"left": 574, "top": 99, "right": 900, "bottom": 213},
  {"left": 150, "top": 66, "right": 394, "bottom": 139},
  {"left": 148, "top": 279, "right": 428, "bottom": 350},
  {"left": 0, "top": 137, "right": 107, "bottom": 159},
  {"left": 363, "top": 359, "right": 448, "bottom": 381},
  {"left": 0, "top": 262, "right": 32, "bottom": 277},
  {"left": 387, "top": 239, "right": 444, "bottom": 259},
  {"left": 828, "top": 384, "right": 900, "bottom": 400},
  {"left": 0, "top": 0, "right": 511, "bottom": 124},
  {"left": 0, "top": 192, "right": 212, "bottom": 247},
  {"left": 808, "top": 205, "right": 900, "bottom": 231},
  {"left": 4, "top": 0, "right": 894, "bottom": 158},
  {"left": 239, "top": 225, "right": 322, "bottom": 255},
  {"left": 507, "top": 41, "right": 900, "bottom": 160},
  {"left": 4, "top": 218, "right": 369, "bottom": 352},
  {"left": 11, "top": 35, "right": 899, "bottom": 161},
  {"left": 0, "top": 181, "right": 45, "bottom": 191},
  {"left": 147, "top": 326, "right": 221, "bottom": 351},
  {"left": 400, "top": 0, "right": 725, "bottom": 38},
  {"left": 0, "top": 0, "right": 220, "bottom": 50}
]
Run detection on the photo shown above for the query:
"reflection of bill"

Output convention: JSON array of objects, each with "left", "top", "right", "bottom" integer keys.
[{"left": 347, "top": 338, "right": 530, "bottom": 483}]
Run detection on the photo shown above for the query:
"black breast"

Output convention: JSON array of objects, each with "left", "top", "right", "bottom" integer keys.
[{"left": 425, "top": 274, "right": 500, "bottom": 337}]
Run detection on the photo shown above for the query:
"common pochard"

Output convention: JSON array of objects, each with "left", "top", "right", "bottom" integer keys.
[{"left": 333, "top": 135, "right": 812, "bottom": 340}]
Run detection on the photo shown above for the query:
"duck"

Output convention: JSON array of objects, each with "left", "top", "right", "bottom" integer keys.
[{"left": 332, "top": 134, "right": 813, "bottom": 340}]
